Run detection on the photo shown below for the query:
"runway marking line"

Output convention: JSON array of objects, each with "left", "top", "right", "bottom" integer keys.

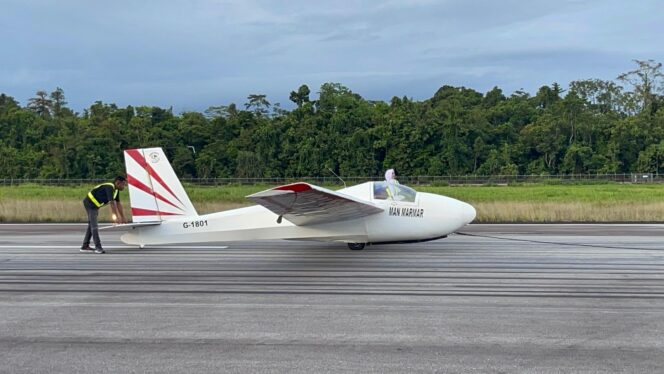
[{"left": 0, "top": 245, "right": 229, "bottom": 249}]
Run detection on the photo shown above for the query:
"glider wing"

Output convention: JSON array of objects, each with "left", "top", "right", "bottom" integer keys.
[{"left": 247, "top": 183, "right": 384, "bottom": 226}]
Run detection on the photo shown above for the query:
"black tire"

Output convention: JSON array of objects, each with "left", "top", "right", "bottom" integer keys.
[{"left": 347, "top": 243, "right": 366, "bottom": 251}]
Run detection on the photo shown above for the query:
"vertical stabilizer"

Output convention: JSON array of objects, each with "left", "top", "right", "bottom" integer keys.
[{"left": 124, "top": 147, "right": 198, "bottom": 222}]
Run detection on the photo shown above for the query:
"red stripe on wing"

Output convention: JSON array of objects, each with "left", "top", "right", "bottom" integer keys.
[
  {"left": 127, "top": 173, "right": 183, "bottom": 211},
  {"left": 125, "top": 149, "right": 185, "bottom": 207},
  {"left": 274, "top": 183, "right": 312, "bottom": 193},
  {"left": 131, "top": 207, "right": 183, "bottom": 216}
]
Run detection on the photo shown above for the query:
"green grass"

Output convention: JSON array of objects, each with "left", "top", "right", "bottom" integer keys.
[
  {"left": 2, "top": 183, "right": 664, "bottom": 204},
  {"left": 3, "top": 183, "right": 664, "bottom": 222},
  {"left": 418, "top": 184, "right": 664, "bottom": 203},
  {"left": 185, "top": 184, "right": 275, "bottom": 203},
  {"left": 0, "top": 184, "right": 91, "bottom": 200},
  {"left": 0, "top": 184, "right": 272, "bottom": 203}
]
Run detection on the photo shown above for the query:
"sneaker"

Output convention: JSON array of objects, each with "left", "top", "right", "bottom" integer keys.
[
  {"left": 94, "top": 247, "right": 105, "bottom": 254},
  {"left": 80, "top": 245, "right": 93, "bottom": 253}
]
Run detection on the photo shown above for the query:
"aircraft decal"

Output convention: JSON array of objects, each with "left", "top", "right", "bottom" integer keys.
[
  {"left": 388, "top": 206, "right": 424, "bottom": 218},
  {"left": 125, "top": 149, "right": 186, "bottom": 207},
  {"left": 126, "top": 173, "right": 184, "bottom": 212}
]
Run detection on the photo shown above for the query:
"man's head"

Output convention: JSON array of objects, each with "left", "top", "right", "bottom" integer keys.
[
  {"left": 385, "top": 168, "right": 397, "bottom": 181},
  {"left": 114, "top": 176, "right": 127, "bottom": 190}
]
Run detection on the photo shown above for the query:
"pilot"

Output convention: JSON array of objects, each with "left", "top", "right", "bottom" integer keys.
[{"left": 385, "top": 168, "right": 399, "bottom": 199}]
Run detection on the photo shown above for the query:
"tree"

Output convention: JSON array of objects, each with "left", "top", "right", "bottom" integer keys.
[
  {"left": 204, "top": 105, "right": 231, "bottom": 119},
  {"left": 0, "top": 94, "right": 19, "bottom": 114},
  {"left": 535, "top": 85, "right": 560, "bottom": 109},
  {"left": 235, "top": 151, "right": 263, "bottom": 178},
  {"left": 27, "top": 90, "right": 52, "bottom": 118},
  {"left": 617, "top": 59, "right": 664, "bottom": 114},
  {"left": 483, "top": 86, "right": 505, "bottom": 107},
  {"left": 244, "top": 94, "right": 270, "bottom": 116},
  {"left": 472, "top": 137, "right": 486, "bottom": 173},
  {"left": 49, "top": 87, "right": 68, "bottom": 117},
  {"left": 636, "top": 141, "right": 664, "bottom": 173},
  {"left": 560, "top": 144, "right": 594, "bottom": 174},
  {"left": 289, "top": 84, "right": 310, "bottom": 107},
  {"left": 519, "top": 114, "right": 566, "bottom": 172},
  {"left": 2, "top": 64, "right": 664, "bottom": 180},
  {"left": 569, "top": 79, "right": 623, "bottom": 113},
  {"left": 609, "top": 116, "right": 650, "bottom": 172}
]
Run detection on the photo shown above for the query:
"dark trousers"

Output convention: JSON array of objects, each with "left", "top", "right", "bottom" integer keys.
[{"left": 82, "top": 199, "right": 102, "bottom": 248}]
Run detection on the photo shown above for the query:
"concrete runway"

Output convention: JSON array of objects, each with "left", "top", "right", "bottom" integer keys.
[{"left": 1, "top": 224, "right": 664, "bottom": 373}]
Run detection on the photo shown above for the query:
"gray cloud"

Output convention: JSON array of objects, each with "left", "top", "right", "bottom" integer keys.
[{"left": 1, "top": 0, "right": 662, "bottom": 111}]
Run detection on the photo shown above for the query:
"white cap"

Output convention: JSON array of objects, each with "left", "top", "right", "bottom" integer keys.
[{"left": 385, "top": 169, "right": 395, "bottom": 181}]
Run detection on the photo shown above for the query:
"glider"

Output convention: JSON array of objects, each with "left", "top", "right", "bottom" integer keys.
[{"left": 105, "top": 147, "right": 476, "bottom": 250}]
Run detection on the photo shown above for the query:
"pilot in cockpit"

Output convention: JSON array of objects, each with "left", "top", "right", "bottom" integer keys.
[
  {"left": 374, "top": 169, "right": 416, "bottom": 202},
  {"left": 385, "top": 168, "right": 399, "bottom": 199}
]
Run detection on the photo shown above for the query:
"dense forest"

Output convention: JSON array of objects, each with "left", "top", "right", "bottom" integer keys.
[{"left": 1, "top": 60, "right": 663, "bottom": 179}]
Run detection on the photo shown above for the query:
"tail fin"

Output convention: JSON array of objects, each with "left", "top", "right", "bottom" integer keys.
[{"left": 124, "top": 147, "right": 198, "bottom": 222}]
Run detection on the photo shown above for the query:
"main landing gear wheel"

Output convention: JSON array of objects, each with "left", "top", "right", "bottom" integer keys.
[{"left": 347, "top": 243, "right": 366, "bottom": 251}]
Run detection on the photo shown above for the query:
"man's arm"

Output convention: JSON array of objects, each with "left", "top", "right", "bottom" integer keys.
[
  {"left": 110, "top": 201, "right": 125, "bottom": 224},
  {"left": 116, "top": 201, "right": 126, "bottom": 224},
  {"left": 109, "top": 201, "right": 120, "bottom": 223},
  {"left": 103, "top": 186, "right": 122, "bottom": 223}
]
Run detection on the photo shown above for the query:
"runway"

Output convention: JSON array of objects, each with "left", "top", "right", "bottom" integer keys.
[{"left": 1, "top": 224, "right": 664, "bottom": 373}]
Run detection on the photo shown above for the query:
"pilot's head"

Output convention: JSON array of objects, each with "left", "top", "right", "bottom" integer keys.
[{"left": 385, "top": 169, "right": 396, "bottom": 181}]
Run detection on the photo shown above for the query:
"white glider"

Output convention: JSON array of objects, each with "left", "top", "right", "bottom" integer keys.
[{"left": 106, "top": 147, "right": 476, "bottom": 250}]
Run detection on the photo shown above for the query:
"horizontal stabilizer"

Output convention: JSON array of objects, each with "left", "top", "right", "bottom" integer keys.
[
  {"left": 248, "top": 182, "right": 383, "bottom": 226},
  {"left": 99, "top": 221, "right": 162, "bottom": 232}
]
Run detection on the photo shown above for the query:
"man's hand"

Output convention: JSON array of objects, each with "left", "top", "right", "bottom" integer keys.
[
  {"left": 110, "top": 201, "right": 123, "bottom": 224},
  {"left": 111, "top": 214, "right": 126, "bottom": 225},
  {"left": 117, "top": 202, "right": 126, "bottom": 224}
]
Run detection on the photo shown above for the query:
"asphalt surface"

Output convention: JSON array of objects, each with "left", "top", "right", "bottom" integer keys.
[{"left": 1, "top": 223, "right": 664, "bottom": 373}]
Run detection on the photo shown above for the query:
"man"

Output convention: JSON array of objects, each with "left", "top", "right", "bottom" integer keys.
[
  {"left": 384, "top": 168, "right": 399, "bottom": 199},
  {"left": 81, "top": 176, "right": 127, "bottom": 254}
]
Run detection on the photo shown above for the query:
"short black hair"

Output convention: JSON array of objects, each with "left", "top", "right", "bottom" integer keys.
[{"left": 115, "top": 176, "right": 126, "bottom": 183}]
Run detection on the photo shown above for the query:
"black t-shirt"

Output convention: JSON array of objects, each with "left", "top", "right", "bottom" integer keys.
[{"left": 86, "top": 184, "right": 120, "bottom": 208}]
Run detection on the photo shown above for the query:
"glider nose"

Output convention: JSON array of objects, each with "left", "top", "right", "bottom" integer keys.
[{"left": 461, "top": 202, "right": 476, "bottom": 224}]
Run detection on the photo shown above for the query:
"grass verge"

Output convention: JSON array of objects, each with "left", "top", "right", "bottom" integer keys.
[{"left": 1, "top": 183, "right": 663, "bottom": 222}]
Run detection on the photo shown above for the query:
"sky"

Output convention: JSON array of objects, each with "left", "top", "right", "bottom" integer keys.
[{"left": 1, "top": 0, "right": 663, "bottom": 112}]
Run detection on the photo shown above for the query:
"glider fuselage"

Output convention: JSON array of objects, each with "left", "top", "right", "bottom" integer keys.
[{"left": 121, "top": 182, "right": 476, "bottom": 246}]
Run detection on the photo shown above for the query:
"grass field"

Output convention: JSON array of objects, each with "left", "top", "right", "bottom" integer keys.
[{"left": 1, "top": 183, "right": 664, "bottom": 223}]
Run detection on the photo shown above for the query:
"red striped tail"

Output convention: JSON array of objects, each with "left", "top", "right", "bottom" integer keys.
[{"left": 123, "top": 148, "right": 198, "bottom": 223}]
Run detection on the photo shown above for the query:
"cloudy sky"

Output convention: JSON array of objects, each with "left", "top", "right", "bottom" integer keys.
[{"left": 1, "top": 0, "right": 663, "bottom": 112}]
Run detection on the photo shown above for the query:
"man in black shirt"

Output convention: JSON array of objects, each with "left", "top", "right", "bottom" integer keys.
[{"left": 81, "top": 176, "right": 127, "bottom": 254}]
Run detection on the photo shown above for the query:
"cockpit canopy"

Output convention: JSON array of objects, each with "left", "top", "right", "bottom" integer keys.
[{"left": 373, "top": 181, "right": 417, "bottom": 202}]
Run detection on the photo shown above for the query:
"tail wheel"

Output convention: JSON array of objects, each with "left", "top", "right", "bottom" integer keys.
[{"left": 347, "top": 243, "right": 366, "bottom": 251}]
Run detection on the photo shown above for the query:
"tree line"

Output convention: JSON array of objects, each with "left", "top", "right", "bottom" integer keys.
[{"left": 1, "top": 60, "right": 663, "bottom": 180}]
